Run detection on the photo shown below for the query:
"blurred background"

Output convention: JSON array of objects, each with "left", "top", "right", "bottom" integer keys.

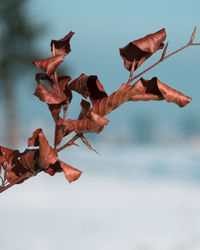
[{"left": 1, "top": 0, "right": 200, "bottom": 249}]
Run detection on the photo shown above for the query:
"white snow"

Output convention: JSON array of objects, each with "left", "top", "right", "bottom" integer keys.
[{"left": 1, "top": 144, "right": 200, "bottom": 250}]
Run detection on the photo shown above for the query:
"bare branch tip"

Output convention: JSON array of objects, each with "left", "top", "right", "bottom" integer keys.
[
  {"left": 190, "top": 26, "right": 197, "bottom": 43},
  {"left": 80, "top": 135, "right": 100, "bottom": 155}
]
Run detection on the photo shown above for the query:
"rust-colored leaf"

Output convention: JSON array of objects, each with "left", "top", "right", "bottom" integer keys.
[
  {"left": 78, "top": 99, "right": 91, "bottom": 120},
  {"left": 44, "top": 161, "right": 62, "bottom": 176},
  {"left": 0, "top": 155, "right": 5, "bottom": 165},
  {"left": 33, "top": 55, "right": 64, "bottom": 75},
  {"left": 35, "top": 72, "right": 53, "bottom": 88},
  {"left": 68, "top": 74, "right": 107, "bottom": 105},
  {"left": 35, "top": 73, "right": 72, "bottom": 121},
  {"left": 44, "top": 160, "right": 82, "bottom": 183},
  {"left": 0, "top": 146, "right": 20, "bottom": 165},
  {"left": 28, "top": 128, "right": 42, "bottom": 147},
  {"left": 54, "top": 118, "right": 76, "bottom": 147},
  {"left": 34, "top": 82, "right": 65, "bottom": 104},
  {"left": 48, "top": 104, "right": 62, "bottom": 122},
  {"left": 51, "top": 31, "right": 74, "bottom": 56},
  {"left": 59, "top": 160, "right": 82, "bottom": 183},
  {"left": 119, "top": 28, "right": 166, "bottom": 71},
  {"left": 91, "top": 77, "right": 191, "bottom": 117},
  {"left": 75, "top": 110, "right": 109, "bottom": 134},
  {"left": 6, "top": 162, "right": 29, "bottom": 183},
  {"left": 19, "top": 150, "right": 38, "bottom": 172},
  {"left": 54, "top": 109, "right": 109, "bottom": 145},
  {"left": 28, "top": 129, "right": 58, "bottom": 169},
  {"left": 130, "top": 77, "right": 192, "bottom": 107},
  {"left": 38, "top": 131, "right": 58, "bottom": 169}
]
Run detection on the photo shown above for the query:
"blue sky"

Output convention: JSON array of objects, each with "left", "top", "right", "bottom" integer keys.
[{"left": 14, "top": 0, "right": 200, "bottom": 139}]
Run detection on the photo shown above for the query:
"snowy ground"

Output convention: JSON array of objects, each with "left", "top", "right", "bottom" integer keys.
[{"left": 1, "top": 144, "right": 200, "bottom": 250}]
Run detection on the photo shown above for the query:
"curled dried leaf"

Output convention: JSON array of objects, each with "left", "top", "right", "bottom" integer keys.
[
  {"left": 38, "top": 131, "right": 58, "bottom": 169},
  {"left": 44, "top": 160, "right": 82, "bottom": 183},
  {"left": 54, "top": 118, "right": 76, "bottom": 147},
  {"left": 48, "top": 104, "right": 62, "bottom": 122},
  {"left": 75, "top": 110, "right": 109, "bottom": 134},
  {"left": 68, "top": 74, "right": 107, "bottom": 105},
  {"left": 28, "top": 128, "right": 42, "bottom": 147},
  {"left": 34, "top": 82, "right": 65, "bottom": 104},
  {"left": 0, "top": 155, "right": 5, "bottom": 165},
  {"left": 35, "top": 73, "right": 72, "bottom": 121},
  {"left": 28, "top": 129, "right": 58, "bottom": 169},
  {"left": 130, "top": 77, "right": 192, "bottom": 107},
  {"left": 119, "top": 28, "right": 166, "bottom": 71},
  {"left": 44, "top": 161, "right": 63, "bottom": 176},
  {"left": 51, "top": 31, "right": 74, "bottom": 56},
  {"left": 58, "top": 160, "right": 82, "bottom": 183},
  {"left": 0, "top": 146, "right": 20, "bottom": 165},
  {"left": 6, "top": 162, "right": 29, "bottom": 183},
  {"left": 91, "top": 77, "right": 191, "bottom": 117},
  {"left": 54, "top": 110, "right": 109, "bottom": 147},
  {"left": 33, "top": 55, "right": 64, "bottom": 75},
  {"left": 19, "top": 150, "right": 38, "bottom": 172},
  {"left": 78, "top": 99, "right": 91, "bottom": 120}
]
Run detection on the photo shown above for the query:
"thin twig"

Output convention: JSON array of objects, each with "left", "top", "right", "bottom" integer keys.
[
  {"left": 56, "top": 134, "right": 81, "bottom": 153},
  {"left": 63, "top": 100, "right": 69, "bottom": 120},
  {"left": 80, "top": 135, "right": 100, "bottom": 155},
  {"left": 126, "top": 61, "right": 136, "bottom": 84},
  {"left": 52, "top": 43, "right": 62, "bottom": 98}
]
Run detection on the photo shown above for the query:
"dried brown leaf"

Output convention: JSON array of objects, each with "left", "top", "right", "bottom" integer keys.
[
  {"left": 0, "top": 155, "right": 5, "bottom": 165},
  {"left": 7, "top": 161, "right": 29, "bottom": 183},
  {"left": 28, "top": 128, "right": 42, "bottom": 147},
  {"left": 28, "top": 129, "right": 58, "bottom": 169},
  {"left": 68, "top": 74, "right": 107, "bottom": 105},
  {"left": 19, "top": 150, "right": 38, "bottom": 172},
  {"left": 75, "top": 110, "right": 109, "bottom": 134},
  {"left": 91, "top": 77, "right": 191, "bottom": 117},
  {"left": 44, "top": 161, "right": 62, "bottom": 176},
  {"left": 130, "top": 78, "right": 192, "bottom": 107},
  {"left": 0, "top": 146, "right": 20, "bottom": 165},
  {"left": 34, "top": 82, "right": 65, "bottom": 104},
  {"left": 35, "top": 73, "right": 72, "bottom": 121},
  {"left": 33, "top": 55, "right": 64, "bottom": 75},
  {"left": 51, "top": 31, "right": 74, "bottom": 56},
  {"left": 119, "top": 28, "right": 166, "bottom": 71},
  {"left": 78, "top": 99, "right": 91, "bottom": 120},
  {"left": 44, "top": 160, "right": 82, "bottom": 183},
  {"left": 38, "top": 131, "right": 58, "bottom": 169},
  {"left": 59, "top": 160, "right": 82, "bottom": 183},
  {"left": 48, "top": 104, "right": 62, "bottom": 122},
  {"left": 54, "top": 118, "right": 76, "bottom": 147}
]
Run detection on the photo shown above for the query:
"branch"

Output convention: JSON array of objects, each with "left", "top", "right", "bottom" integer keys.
[{"left": 0, "top": 172, "right": 32, "bottom": 194}]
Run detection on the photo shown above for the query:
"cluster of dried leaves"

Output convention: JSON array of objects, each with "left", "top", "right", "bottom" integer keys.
[{"left": 0, "top": 27, "right": 199, "bottom": 193}]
